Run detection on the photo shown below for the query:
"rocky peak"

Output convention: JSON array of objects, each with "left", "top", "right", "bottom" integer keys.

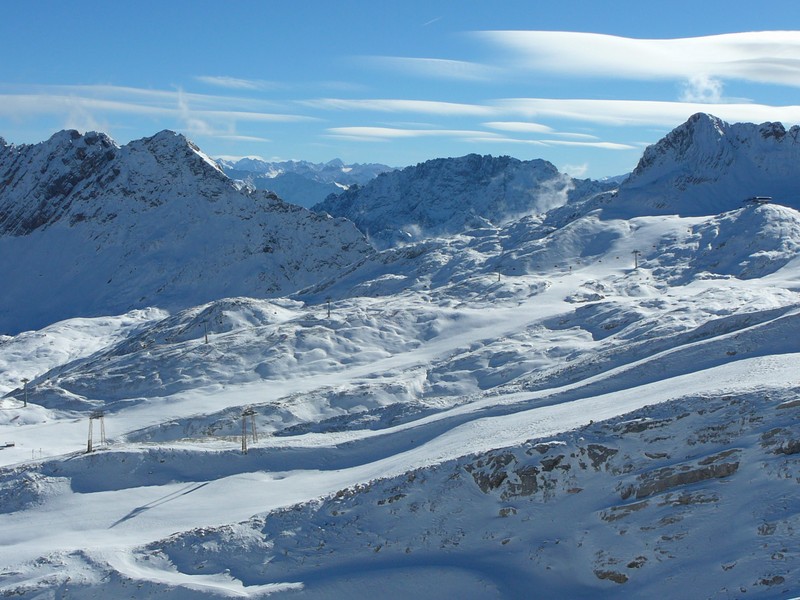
[
  {"left": 0, "top": 130, "right": 121, "bottom": 235},
  {"left": 631, "top": 113, "right": 726, "bottom": 177},
  {"left": 313, "top": 153, "right": 593, "bottom": 248},
  {"left": 0, "top": 129, "right": 372, "bottom": 333},
  {"left": 608, "top": 113, "right": 800, "bottom": 217}
]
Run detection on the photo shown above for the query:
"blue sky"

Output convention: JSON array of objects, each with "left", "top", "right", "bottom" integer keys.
[{"left": 2, "top": 1, "right": 800, "bottom": 178}]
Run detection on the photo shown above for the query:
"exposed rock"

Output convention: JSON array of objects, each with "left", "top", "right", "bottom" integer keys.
[
  {"left": 632, "top": 451, "right": 740, "bottom": 499},
  {"left": 586, "top": 444, "right": 618, "bottom": 470},
  {"left": 601, "top": 500, "right": 650, "bottom": 522},
  {"left": 594, "top": 569, "right": 629, "bottom": 584},
  {"left": 774, "top": 440, "right": 800, "bottom": 455}
]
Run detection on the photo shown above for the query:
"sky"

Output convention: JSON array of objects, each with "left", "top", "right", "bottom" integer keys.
[{"left": 2, "top": 1, "right": 800, "bottom": 178}]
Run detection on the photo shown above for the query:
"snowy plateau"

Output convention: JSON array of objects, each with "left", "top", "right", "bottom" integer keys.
[{"left": 0, "top": 113, "right": 799, "bottom": 599}]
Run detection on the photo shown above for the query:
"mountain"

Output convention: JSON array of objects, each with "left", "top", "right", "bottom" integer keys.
[
  {"left": 0, "top": 130, "right": 372, "bottom": 334},
  {"left": 603, "top": 113, "right": 800, "bottom": 217},
  {"left": 2, "top": 116, "right": 800, "bottom": 598},
  {"left": 312, "top": 153, "right": 614, "bottom": 248},
  {"left": 217, "top": 157, "right": 393, "bottom": 208}
]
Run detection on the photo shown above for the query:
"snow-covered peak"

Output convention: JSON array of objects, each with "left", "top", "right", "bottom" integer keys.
[
  {"left": 0, "top": 130, "right": 372, "bottom": 333},
  {"left": 313, "top": 153, "right": 613, "bottom": 248},
  {"left": 607, "top": 113, "right": 800, "bottom": 217},
  {"left": 325, "top": 158, "right": 345, "bottom": 169}
]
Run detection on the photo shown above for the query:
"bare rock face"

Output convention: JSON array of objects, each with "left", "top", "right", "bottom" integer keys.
[{"left": 627, "top": 451, "right": 740, "bottom": 500}]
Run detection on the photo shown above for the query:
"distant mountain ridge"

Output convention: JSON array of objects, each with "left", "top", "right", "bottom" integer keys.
[
  {"left": 0, "top": 130, "right": 372, "bottom": 334},
  {"left": 217, "top": 157, "right": 393, "bottom": 208}
]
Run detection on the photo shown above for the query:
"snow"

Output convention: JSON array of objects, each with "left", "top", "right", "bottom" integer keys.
[{"left": 1, "top": 116, "right": 800, "bottom": 598}]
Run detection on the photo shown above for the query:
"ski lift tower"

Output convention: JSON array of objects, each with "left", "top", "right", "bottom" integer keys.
[
  {"left": 87, "top": 410, "right": 106, "bottom": 453},
  {"left": 241, "top": 408, "right": 257, "bottom": 454},
  {"left": 632, "top": 249, "right": 641, "bottom": 270},
  {"left": 21, "top": 378, "right": 29, "bottom": 408}
]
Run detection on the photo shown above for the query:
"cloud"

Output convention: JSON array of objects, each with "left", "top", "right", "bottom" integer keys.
[
  {"left": 475, "top": 134, "right": 634, "bottom": 150},
  {"left": 213, "top": 134, "right": 272, "bottom": 143},
  {"left": 325, "top": 125, "right": 633, "bottom": 151},
  {"left": 0, "top": 84, "right": 312, "bottom": 144},
  {"left": 541, "top": 139, "right": 635, "bottom": 150},
  {"left": 194, "top": 76, "right": 279, "bottom": 90},
  {"left": 561, "top": 163, "right": 589, "bottom": 177},
  {"left": 63, "top": 101, "right": 109, "bottom": 134},
  {"left": 177, "top": 88, "right": 214, "bottom": 136},
  {"left": 483, "top": 121, "right": 555, "bottom": 134},
  {"left": 680, "top": 75, "right": 724, "bottom": 103},
  {"left": 0, "top": 93, "right": 174, "bottom": 119},
  {"left": 483, "top": 121, "right": 603, "bottom": 141},
  {"left": 477, "top": 30, "right": 800, "bottom": 87},
  {"left": 495, "top": 97, "right": 800, "bottom": 127},
  {"left": 361, "top": 56, "right": 498, "bottom": 81},
  {"left": 326, "top": 126, "right": 506, "bottom": 141},
  {"left": 192, "top": 110, "right": 316, "bottom": 123},
  {"left": 302, "top": 98, "right": 498, "bottom": 117},
  {"left": 0, "top": 83, "right": 295, "bottom": 114}
]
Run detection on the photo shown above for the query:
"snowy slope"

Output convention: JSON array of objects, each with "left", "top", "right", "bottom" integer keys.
[
  {"left": 0, "top": 131, "right": 372, "bottom": 334},
  {"left": 313, "top": 154, "right": 614, "bottom": 249},
  {"left": 1, "top": 117, "right": 800, "bottom": 599},
  {"left": 1, "top": 199, "right": 800, "bottom": 598}
]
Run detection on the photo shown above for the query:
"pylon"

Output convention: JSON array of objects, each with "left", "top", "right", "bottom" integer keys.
[{"left": 87, "top": 411, "right": 106, "bottom": 453}]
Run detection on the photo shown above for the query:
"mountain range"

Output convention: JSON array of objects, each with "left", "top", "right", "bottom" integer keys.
[
  {"left": 217, "top": 157, "right": 393, "bottom": 208},
  {"left": 0, "top": 114, "right": 799, "bottom": 598}
]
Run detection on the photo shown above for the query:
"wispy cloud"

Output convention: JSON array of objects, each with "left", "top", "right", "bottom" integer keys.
[
  {"left": 0, "top": 84, "right": 292, "bottom": 114},
  {"left": 482, "top": 121, "right": 555, "bottom": 134},
  {"left": 540, "top": 139, "right": 636, "bottom": 150},
  {"left": 476, "top": 134, "right": 634, "bottom": 150},
  {"left": 194, "top": 76, "right": 280, "bottom": 91},
  {"left": 326, "top": 126, "right": 506, "bottom": 142},
  {"left": 477, "top": 30, "right": 800, "bottom": 88},
  {"left": 325, "top": 125, "right": 634, "bottom": 151},
  {"left": 360, "top": 56, "right": 498, "bottom": 81},
  {"left": 495, "top": 97, "right": 800, "bottom": 127},
  {"left": 0, "top": 84, "right": 313, "bottom": 144},
  {"left": 483, "top": 121, "right": 603, "bottom": 141},
  {"left": 213, "top": 134, "right": 272, "bottom": 142},
  {"left": 302, "top": 98, "right": 498, "bottom": 117}
]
